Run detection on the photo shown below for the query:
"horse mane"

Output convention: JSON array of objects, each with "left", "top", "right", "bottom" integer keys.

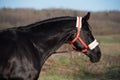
[
  {"left": 28, "top": 16, "right": 74, "bottom": 26},
  {"left": 16, "top": 16, "right": 75, "bottom": 31}
]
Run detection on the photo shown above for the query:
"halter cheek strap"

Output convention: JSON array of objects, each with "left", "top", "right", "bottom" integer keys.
[
  {"left": 70, "top": 16, "right": 99, "bottom": 53},
  {"left": 76, "top": 17, "right": 82, "bottom": 28}
]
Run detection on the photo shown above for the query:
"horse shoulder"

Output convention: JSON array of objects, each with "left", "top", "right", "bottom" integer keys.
[{"left": 0, "top": 30, "right": 40, "bottom": 80}]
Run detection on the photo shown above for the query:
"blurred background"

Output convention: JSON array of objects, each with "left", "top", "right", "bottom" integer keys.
[{"left": 0, "top": 0, "right": 120, "bottom": 80}]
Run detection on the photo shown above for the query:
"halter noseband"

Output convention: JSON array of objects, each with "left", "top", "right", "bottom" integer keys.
[{"left": 70, "top": 17, "right": 99, "bottom": 53}]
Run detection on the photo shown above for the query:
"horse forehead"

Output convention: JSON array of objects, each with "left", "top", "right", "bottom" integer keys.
[{"left": 82, "top": 22, "right": 92, "bottom": 32}]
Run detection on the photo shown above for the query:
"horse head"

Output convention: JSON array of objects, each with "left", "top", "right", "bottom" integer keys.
[{"left": 69, "top": 12, "right": 101, "bottom": 63}]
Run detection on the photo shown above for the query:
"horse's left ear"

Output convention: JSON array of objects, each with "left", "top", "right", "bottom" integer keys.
[{"left": 83, "top": 12, "right": 90, "bottom": 21}]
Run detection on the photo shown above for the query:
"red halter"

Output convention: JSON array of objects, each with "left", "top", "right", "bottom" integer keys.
[
  {"left": 54, "top": 17, "right": 99, "bottom": 54},
  {"left": 70, "top": 17, "right": 88, "bottom": 53}
]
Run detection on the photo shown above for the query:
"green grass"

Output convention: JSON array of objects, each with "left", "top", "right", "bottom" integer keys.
[
  {"left": 96, "top": 35, "right": 120, "bottom": 43},
  {"left": 39, "top": 75, "right": 72, "bottom": 80}
]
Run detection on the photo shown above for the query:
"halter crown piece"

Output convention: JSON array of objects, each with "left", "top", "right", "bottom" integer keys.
[{"left": 70, "top": 16, "right": 99, "bottom": 53}]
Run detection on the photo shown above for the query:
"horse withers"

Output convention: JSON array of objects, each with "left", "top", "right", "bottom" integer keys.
[{"left": 0, "top": 12, "right": 101, "bottom": 80}]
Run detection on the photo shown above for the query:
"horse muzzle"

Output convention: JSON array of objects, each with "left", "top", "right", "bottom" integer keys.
[{"left": 85, "top": 46, "right": 101, "bottom": 63}]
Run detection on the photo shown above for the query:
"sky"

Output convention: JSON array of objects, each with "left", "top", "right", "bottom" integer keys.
[{"left": 0, "top": 0, "right": 120, "bottom": 11}]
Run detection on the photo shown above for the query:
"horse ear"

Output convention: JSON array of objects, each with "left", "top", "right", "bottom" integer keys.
[{"left": 83, "top": 12, "right": 90, "bottom": 21}]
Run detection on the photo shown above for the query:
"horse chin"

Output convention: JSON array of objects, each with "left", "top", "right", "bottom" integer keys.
[{"left": 85, "top": 48, "right": 101, "bottom": 63}]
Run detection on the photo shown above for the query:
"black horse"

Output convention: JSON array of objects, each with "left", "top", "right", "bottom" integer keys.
[{"left": 0, "top": 12, "right": 101, "bottom": 80}]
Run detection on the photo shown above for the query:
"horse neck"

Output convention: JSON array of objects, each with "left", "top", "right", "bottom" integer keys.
[
  {"left": 28, "top": 17, "right": 76, "bottom": 34},
  {"left": 29, "top": 17, "right": 76, "bottom": 53}
]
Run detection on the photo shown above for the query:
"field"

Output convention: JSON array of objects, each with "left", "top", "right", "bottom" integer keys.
[{"left": 39, "top": 34, "right": 120, "bottom": 80}]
